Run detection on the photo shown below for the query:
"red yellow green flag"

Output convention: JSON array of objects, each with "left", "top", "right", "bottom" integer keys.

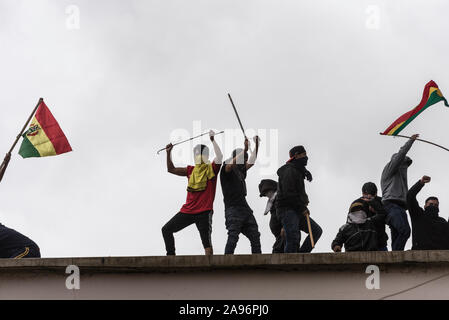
[
  {"left": 382, "top": 80, "right": 449, "bottom": 136},
  {"left": 18, "top": 100, "right": 72, "bottom": 158}
]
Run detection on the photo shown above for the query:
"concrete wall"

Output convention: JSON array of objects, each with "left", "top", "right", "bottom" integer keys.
[{"left": 1, "top": 251, "right": 449, "bottom": 299}]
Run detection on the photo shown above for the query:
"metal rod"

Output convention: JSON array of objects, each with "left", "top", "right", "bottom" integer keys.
[{"left": 157, "top": 130, "right": 224, "bottom": 155}]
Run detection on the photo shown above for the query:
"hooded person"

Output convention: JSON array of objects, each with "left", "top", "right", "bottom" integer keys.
[
  {"left": 259, "top": 179, "right": 284, "bottom": 253},
  {"left": 162, "top": 131, "right": 223, "bottom": 256},
  {"left": 331, "top": 199, "right": 380, "bottom": 252},
  {"left": 275, "top": 146, "right": 322, "bottom": 253},
  {"left": 406, "top": 175, "right": 449, "bottom": 250},
  {"left": 381, "top": 134, "right": 419, "bottom": 250},
  {"left": 221, "top": 136, "right": 261, "bottom": 255}
]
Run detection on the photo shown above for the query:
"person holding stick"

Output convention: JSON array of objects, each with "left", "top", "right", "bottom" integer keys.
[
  {"left": 381, "top": 134, "right": 419, "bottom": 251},
  {"left": 161, "top": 130, "right": 223, "bottom": 256},
  {"left": 276, "top": 146, "right": 322, "bottom": 253},
  {"left": 406, "top": 176, "right": 449, "bottom": 250},
  {"left": 221, "top": 136, "right": 262, "bottom": 254},
  {"left": 0, "top": 153, "right": 41, "bottom": 259}
]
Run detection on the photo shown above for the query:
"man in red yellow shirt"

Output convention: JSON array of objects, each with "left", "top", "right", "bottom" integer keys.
[{"left": 162, "top": 131, "right": 223, "bottom": 256}]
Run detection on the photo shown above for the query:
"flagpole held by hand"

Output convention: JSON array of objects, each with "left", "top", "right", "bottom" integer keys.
[
  {"left": 379, "top": 133, "right": 449, "bottom": 152},
  {"left": 8, "top": 98, "right": 43, "bottom": 155},
  {"left": 0, "top": 98, "right": 42, "bottom": 183}
]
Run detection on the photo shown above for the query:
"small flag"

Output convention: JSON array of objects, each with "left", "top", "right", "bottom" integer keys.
[
  {"left": 18, "top": 101, "right": 72, "bottom": 158},
  {"left": 382, "top": 80, "right": 449, "bottom": 136}
]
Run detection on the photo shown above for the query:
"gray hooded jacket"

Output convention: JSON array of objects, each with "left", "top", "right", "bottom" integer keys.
[{"left": 381, "top": 139, "right": 415, "bottom": 205}]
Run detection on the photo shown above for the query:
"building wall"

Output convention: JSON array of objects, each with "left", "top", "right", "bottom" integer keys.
[{"left": 1, "top": 252, "right": 449, "bottom": 299}]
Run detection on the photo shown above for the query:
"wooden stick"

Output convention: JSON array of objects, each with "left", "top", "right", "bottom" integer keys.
[
  {"left": 305, "top": 211, "right": 315, "bottom": 249},
  {"left": 157, "top": 130, "right": 224, "bottom": 155},
  {"left": 379, "top": 133, "right": 449, "bottom": 152},
  {"left": 0, "top": 98, "right": 42, "bottom": 170},
  {"left": 227, "top": 93, "right": 247, "bottom": 139}
]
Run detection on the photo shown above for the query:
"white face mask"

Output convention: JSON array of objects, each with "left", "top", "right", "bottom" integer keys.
[
  {"left": 347, "top": 210, "right": 367, "bottom": 224},
  {"left": 264, "top": 191, "right": 277, "bottom": 215}
]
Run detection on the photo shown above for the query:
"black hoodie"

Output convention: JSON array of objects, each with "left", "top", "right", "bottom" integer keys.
[
  {"left": 275, "top": 161, "right": 309, "bottom": 213},
  {"left": 406, "top": 181, "right": 449, "bottom": 250}
]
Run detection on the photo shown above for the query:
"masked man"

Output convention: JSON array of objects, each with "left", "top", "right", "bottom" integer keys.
[
  {"left": 276, "top": 146, "right": 322, "bottom": 253},
  {"left": 332, "top": 199, "right": 380, "bottom": 252},
  {"left": 406, "top": 175, "right": 449, "bottom": 250},
  {"left": 162, "top": 131, "right": 223, "bottom": 256},
  {"left": 221, "top": 136, "right": 261, "bottom": 254}
]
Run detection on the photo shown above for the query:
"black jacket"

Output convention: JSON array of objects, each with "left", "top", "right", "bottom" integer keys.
[
  {"left": 331, "top": 220, "right": 378, "bottom": 252},
  {"left": 275, "top": 162, "right": 309, "bottom": 213},
  {"left": 366, "top": 197, "right": 389, "bottom": 249},
  {"left": 406, "top": 181, "right": 449, "bottom": 250}
]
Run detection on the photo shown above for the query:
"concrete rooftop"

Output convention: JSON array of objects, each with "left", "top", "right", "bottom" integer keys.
[{"left": 2, "top": 250, "right": 449, "bottom": 273}]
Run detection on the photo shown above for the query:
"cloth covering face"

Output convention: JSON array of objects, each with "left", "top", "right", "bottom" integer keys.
[{"left": 187, "top": 155, "right": 215, "bottom": 192}]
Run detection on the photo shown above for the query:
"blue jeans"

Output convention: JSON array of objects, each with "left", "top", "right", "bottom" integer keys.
[
  {"left": 384, "top": 202, "right": 411, "bottom": 251},
  {"left": 278, "top": 208, "right": 322, "bottom": 253},
  {"left": 225, "top": 206, "right": 261, "bottom": 254}
]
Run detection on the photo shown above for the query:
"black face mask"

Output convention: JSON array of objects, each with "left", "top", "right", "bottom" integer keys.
[
  {"left": 293, "top": 156, "right": 308, "bottom": 167},
  {"left": 425, "top": 206, "right": 439, "bottom": 217}
]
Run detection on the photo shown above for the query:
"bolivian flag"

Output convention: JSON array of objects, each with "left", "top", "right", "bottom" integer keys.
[
  {"left": 382, "top": 80, "right": 449, "bottom": 136},
  {"left": 18, "top": 100, "right": 72, "bottom": 158}
]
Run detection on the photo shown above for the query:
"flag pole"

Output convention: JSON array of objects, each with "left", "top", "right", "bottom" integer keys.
[
  {"left": 8, "top": 98, "right": 43, "bottom": 155},
  {"left": 0, "top": 98, "right": 43, "bottom": 179},
  {"left": 379, "top": 133, "right": 449, "bottom": 152}
]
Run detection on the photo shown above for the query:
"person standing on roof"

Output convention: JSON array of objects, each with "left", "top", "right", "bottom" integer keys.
[
  {"left": 221, "top": 136, "right": 261, "bottom": 254},
  {"left": 276, "top": 146, "right": 322, "bottom": 253},
  {"left": 162, "top": 131, "right": 223, "bottom": 256},
  {"left": 381, "top": 134, "right": 419, "bottom": 251},
  {"left": 406, "top": 175, "right": 449, "bottom": 250}
]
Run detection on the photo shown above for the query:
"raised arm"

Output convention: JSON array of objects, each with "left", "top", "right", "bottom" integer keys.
[
  {"left": 0, "top": 153, "right": 11, "bottom": 183},
  {"left": 407, "top": 176, "right": 429, "bottom": 218},
  {"left": 383, "top": 134, "right": 418, "bottom": 177},
  {"left": 246, "top": 135, "right": 260, "bottom": 171},
  {"left": 224, "top": 138, "right": 249, "bottom": 173},
  {"left": 166, "top": 143, "right": 188, "bottom": 176},
  {"left": 209, "top": 130, "right": 223, "bottom": 164}
]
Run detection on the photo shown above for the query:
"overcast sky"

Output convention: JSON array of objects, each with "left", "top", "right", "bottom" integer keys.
[{"left": 1, "top": 0, "right": 448, "bottom": 257}]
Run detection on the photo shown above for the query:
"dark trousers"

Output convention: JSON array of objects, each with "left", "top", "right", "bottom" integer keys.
[
  {"left": 278, "top": 208, "right": 322, "bottom": 253},
  {"left": 224, "top": 206, "right": 261, "bottom": 254},
  {"left": 2, "top": 244, "right": 41, "bottom": 259},
  {"left": 162, "top": 211, "right": 213, "bottom": 256},
  {"left": 384, "top": 202, "right": 411, "bottom": 251},
  {"left": 269, "top": 213, "right": 284, "bottom": 253}
]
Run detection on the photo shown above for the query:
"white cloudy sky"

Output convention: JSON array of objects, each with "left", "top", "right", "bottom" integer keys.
[{"left": 0, "top": 0, "right": 448, "bottom": 257}]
